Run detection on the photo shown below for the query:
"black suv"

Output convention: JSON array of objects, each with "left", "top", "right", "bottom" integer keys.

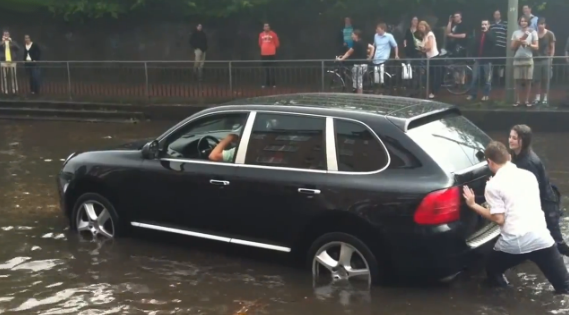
[{"left": 57, "top": 93, "right": 498, "bottom": 286}]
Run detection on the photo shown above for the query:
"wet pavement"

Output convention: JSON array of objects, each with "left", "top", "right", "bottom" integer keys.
[{"left": 1, "top": 120, "right": 569, "bottom": 314}]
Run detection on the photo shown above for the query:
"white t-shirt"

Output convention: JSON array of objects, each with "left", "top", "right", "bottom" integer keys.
[
  {"left": 485, "top": 162, "right": 554, "bottom": 254},
  {"left": 422, "top": 31, "right": 439, "bottom": 59}
]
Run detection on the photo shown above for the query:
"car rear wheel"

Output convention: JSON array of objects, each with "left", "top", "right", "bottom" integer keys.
[
  {"left": 308, "top": 232, "right": 381, "bottom": 287},
  {"left": 70, "top": 193, "right": 121, "bottom": 240}
]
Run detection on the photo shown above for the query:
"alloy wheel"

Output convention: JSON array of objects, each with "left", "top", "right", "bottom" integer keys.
[
  {"left": 312, "top": 241, "right": 371, "bottom": 286},
  {"left": 75, "top": 201, "right": 115, "bottom": 239}
]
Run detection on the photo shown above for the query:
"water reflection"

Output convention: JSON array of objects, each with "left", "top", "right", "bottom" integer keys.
[{"left": 0, "top": 121, "right": 568, "bottom": 314}]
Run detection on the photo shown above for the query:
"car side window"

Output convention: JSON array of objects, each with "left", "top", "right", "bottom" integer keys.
[
  {"left": 334, "top": 119, "right": 389, "bottom": 172},
  {"left": 244, "top": 113, "right": 327, "bottom": 170},
  {"left": 164, "top": 112, "right": 249, "bottom": 162}
]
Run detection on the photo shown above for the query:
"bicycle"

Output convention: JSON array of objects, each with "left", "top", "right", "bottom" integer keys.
[
  {"left": 402, "top": 52, "right": 474, "bottom": 97},
  {"left": 438, "top": 49, "right": 474, "bottom": 95},
  {"left": 325, "top": 57, "right": 398, "bottom": 94}
]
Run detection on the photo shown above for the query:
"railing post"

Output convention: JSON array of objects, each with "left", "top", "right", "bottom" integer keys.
[
  {"left": 144, "top": 61, "right": 149, "bottom": 99},
  {"left": 228, "top": 61, "right": 233, "bottom": 93},
  {"left": 321, "top": 60, "right": 325, "bottom": 91},
  {"left": 66, "top": 61, "right": 72, "bottom": 100},
  {"left": 425, "top": 58, "right": 430, "bottom": 99}
]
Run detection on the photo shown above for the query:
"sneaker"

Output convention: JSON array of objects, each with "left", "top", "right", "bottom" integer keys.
[
  {"left": 261, "top": 85, "right": 266, "bottom": 89},
  {"left": 466, "top": 95, "right": 475, "bottom": 101},
  {"left": 272, "top": 85, "right": 276, "bottom": 88},
  {"left": 428, "top": 93, "right": 435, "bottom": 99},
  {"left": 482, "top": 96, "right": 489, "bottom": 101},
  {"left": 558, "top": 242, "right": 569, "bottom": 257}
]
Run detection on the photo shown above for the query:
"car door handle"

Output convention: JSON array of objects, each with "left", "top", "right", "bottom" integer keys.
[
  {"left": 210, "top": 180, "right": 230, "bottom": 186},
  {"left": 298, "top": 188, "right": 321, "bottom": 195}
]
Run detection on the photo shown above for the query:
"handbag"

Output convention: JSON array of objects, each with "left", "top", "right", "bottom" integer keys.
[
  {"left": 374, "top": 64, "right": 385, "bottom": 84},
  {"left": 401, "top": 63, "right": 413, "bottom": 80}
]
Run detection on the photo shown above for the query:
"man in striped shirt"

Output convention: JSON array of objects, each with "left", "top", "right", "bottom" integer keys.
[{"left": 490, "top": 10, "right": 507, "bottom": 79}]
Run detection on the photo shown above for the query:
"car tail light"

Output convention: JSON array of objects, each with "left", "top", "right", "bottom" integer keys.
[{"left": 414, "top": 187, "right": 460, "bottom": 225}]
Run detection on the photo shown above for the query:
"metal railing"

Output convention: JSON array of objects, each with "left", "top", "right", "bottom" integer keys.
[{"left": 1, "top": 56, "right": 568, "bottom": 104}]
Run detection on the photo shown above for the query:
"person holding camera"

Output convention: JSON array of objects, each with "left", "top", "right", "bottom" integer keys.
[
  {"left": 511, "top": 16, "right": 538, "bottom": 107},
  {"left": 445, "top": 12, "right": 467, "bottom": 57},
  {"left": 466, "top": 20, "right": 495, "bottom": 101},
  {"left": 0, "top": 30, "right": 20, "bottom": 94},
  {"left": 23, "top": 34, "right": 41, "bottom": 95}
]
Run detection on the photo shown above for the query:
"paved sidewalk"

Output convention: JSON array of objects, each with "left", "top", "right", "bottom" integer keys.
[{"left": 3, "top": 81, "right": 567, "bottom": 106}]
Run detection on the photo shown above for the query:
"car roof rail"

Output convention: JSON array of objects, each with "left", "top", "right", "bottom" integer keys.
[{"left": 220, "top": 93, "right": 456, "bottom": 120}]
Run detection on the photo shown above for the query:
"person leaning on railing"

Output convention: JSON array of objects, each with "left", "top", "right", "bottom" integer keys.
[{"left": 336, "top": 29, "right": 373, "bottom": 94}]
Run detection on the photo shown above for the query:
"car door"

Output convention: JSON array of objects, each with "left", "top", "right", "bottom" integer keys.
[
  {"left": 230, "top": 112, "right": 331, "bottom": 247},
  {"left": 134, "top": 111, "right": 251, "bottom": 235}
]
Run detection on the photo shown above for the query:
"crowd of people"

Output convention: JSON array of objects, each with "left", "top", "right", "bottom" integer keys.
[
  {"left": 0, "top": 30, "right": 41, "bottom": 95},
  {"left": 327, "top": 5, "right": 566, "bottom": 105}
]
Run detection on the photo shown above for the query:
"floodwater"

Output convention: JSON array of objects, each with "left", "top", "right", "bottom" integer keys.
[{"left": 1, "top": 120, "right": 569, "bottom": 315}]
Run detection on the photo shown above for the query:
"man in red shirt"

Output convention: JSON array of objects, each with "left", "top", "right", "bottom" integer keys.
[{"left": 259, "top": 23, "right": 280, "bottom": 88}]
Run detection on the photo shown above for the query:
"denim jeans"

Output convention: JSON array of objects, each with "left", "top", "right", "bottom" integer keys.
[
  {"left": 469, "top": 61, "right": 492, "bottom": 97},
  {"left": 26, "top": 66, "right": 40, "bottom": 94},
  {"left": 428, "top": 57, "right": 442, "bottom": 94},
  {"left": 486, "top": 245, "right": 569, "bottom": 294}
]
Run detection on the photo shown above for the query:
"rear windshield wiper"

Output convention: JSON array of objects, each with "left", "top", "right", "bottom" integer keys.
[{"left": 431, "top": 133, "right": 485, "bottom": 161}]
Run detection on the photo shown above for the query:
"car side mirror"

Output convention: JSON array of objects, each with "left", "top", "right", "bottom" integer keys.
[{"left": 141, "top": 140, "right": 159, "bottom": 159}]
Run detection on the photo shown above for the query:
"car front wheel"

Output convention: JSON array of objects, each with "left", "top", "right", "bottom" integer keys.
[
  {"left": 308, "top": 232, "right": 381, "bottom": 287},
  {"left": 70, "top": 193, "right": 121, "bottom": 240}
]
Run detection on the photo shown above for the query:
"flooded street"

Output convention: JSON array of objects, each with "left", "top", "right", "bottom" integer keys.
[{"left": 1, "top": 120, "right": 569, "bottom": 314}]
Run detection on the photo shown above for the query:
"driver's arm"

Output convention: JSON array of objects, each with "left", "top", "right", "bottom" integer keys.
[{"left": 209, "top": 134, "right": 238, "bottom": 162}]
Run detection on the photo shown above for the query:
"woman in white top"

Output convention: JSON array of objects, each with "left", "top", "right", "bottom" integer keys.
[{"left": 417, "top": 21, "right": 440, "bottom": 99}]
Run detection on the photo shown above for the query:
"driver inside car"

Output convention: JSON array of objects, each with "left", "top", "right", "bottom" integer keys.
[{"left": 209, "top": 133, "right": 239, "bottom": 162}]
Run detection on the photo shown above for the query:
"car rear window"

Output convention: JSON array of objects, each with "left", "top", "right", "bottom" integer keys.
[{"left": 406, "top": 114, "right": 491, "bottom": 173}]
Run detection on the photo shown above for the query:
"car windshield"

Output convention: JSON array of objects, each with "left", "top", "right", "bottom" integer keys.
[{"left": 407, "top": 114, "right": 491, "bottom": 173}]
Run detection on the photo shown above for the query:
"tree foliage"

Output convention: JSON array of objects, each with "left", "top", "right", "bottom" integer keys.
[
  {"left": 2, "top": 0, "right": 271, "bottom": 20},
  {"left": 0, "top": 0, "right": 563, "bottom": 20}
]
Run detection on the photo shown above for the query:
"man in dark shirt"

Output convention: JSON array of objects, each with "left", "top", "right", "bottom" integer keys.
[
  {"left": 337, "top": 29, "right": 372, "bottom": 94},
  {"left": 446, "top": 12, "right": 468, "bottom": 57},
  {"left": 189, "top": 24, "right": 208, "bottom": 80}
]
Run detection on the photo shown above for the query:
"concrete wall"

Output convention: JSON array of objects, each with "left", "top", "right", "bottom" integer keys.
[{"left": 0, "top": 4, "right": 566, "bottom": 61}]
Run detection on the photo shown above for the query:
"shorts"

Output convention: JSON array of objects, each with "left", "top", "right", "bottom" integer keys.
[
  {"left": 533, "top": 59, "right": 551, "bottom": 82},
  {"left": 513, "top": 64, "right": 533, "bottom": 80},
  {"left": 352, "top": 64, "right": 368, "bottom": 89}
]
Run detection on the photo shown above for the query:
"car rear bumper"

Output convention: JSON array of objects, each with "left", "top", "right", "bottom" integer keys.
[{"left": 384, "top": 223, "right": 500, "bottom": 280}]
